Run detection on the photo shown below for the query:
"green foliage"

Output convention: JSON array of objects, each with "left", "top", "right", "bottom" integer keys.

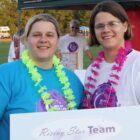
[
  {"left": 0, "top": 0, "right": 91, "bottom": 36},
  {"left": 0, "top": 1, "right": 95, "bottom": 65},
  {"left": 0, "top": 0, "right": 18, "bottom": 36},
  {"left": 53, "top": 10, "right": 91, "bottom": 34}
]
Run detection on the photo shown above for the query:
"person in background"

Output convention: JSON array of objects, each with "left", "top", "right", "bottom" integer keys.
[
  {"left": 82, "top": 0, "right": 140, "bottom": 109},
  {"left": 58, "top": 19, "right": 93, "bottom": 70},
  {"left": 8, "top": 30, "right": 25, "bottom": 62},
  {"left": 0, "top": 13, "right": 84, "bottom": 140}
]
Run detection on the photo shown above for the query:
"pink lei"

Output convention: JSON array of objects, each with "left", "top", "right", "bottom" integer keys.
[{"left": 83, "top": 42, "right": 132, "bottom": 108}]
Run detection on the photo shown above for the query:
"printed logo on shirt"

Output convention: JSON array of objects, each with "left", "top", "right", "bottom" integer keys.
[
  {"left": 92, "top": 82, "right": 118, "bottom": 108},
  {"left": 68, "top": 42, "right": 79, "bottom": 52},
  {"left": 36, "top": 90, "right": 68, "bottom": 112}
]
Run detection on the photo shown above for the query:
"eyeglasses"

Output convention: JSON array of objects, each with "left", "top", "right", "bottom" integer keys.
[
  {"left": 71, "top": 26, "right": 79, "bottom": 30},
  {"left": 95, "top": 21, "right": 121, "bottom": 31}
]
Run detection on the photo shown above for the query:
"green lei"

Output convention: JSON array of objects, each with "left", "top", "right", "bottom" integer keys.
[{"left": 21, "top": 50, "right": 76, "bottom": 111}]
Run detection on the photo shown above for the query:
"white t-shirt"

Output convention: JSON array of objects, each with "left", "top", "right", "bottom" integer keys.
[
  {"left": 58, "top": 34, "right": 89, "bottom": 70},
  {"left": 8, "top": 41, "right": 25, "bottom": 62},
  {"left": 84, "top": 50, "right": 140, "bottom": 107}
]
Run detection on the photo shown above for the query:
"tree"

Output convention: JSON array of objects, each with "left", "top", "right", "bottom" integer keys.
[
  {"left": 0, "top": 0, "right": 18, "bottom": 35},
  {"left": 0, "top": 0, "right": 91, "bottom": 36}
]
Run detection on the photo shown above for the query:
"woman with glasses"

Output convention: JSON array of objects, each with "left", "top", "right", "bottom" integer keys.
[{"left": 82, "top": 0, "right": 140, "bottom": 108}]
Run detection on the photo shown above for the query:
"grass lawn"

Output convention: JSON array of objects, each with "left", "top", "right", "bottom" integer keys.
[
  {"left": 84, "top": 46, "right": 102, "bottom": 68},
  {"left": 0, "top": 40, "right": 102, "bottom": 69},
  {"left": 0, "top": 40, "right": 11, "bottom": 64}
]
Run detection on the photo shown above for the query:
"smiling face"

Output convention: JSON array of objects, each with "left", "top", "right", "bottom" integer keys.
[
  {"left": 27, "top": 21, "right": 59, "bottom": 64},
  {"left": 94, "top": 12, "right": 128, "bottom": 51}
]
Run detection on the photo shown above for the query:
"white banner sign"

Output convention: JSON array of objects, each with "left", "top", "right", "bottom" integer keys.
[{"left": 10, "top": 106, "right": 140, "bottom": 140}]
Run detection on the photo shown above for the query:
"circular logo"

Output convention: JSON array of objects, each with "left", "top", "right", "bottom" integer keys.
[
  {"left": 36, "top": 90, "right": 68, "bottom": 111},
  {"left": 92, "top": 82, "right": 118, "bottom": 108},
  {"left": 68, "top": 42, "right": 78, "bottom": 52}
]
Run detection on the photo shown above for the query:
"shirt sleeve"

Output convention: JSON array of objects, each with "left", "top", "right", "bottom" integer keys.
[
  {"left": 19, "top": 43, "right": 26, "bottom": 56},
  {"left": 8, "top": 41, "right": 15, "bottom": 62},
  {"left": 135, "top": 71, "right": 140, "bottom": 103},
  {"left": 0, "top": 79, "right": 10, "bottom": 120},
  {"left": 133, "top": 53, "right": 140, "bottom": 104},
  {"left": 66, "top": 69, "right": 84, "bottom": 108}
]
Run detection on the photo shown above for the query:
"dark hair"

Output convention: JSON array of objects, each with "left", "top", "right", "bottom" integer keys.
[
  {"left": 70, "top": 19, "right": 80, "bottom": 27},
  {"left": 89, "top": 0, "right": 132, "bottom": 46}
]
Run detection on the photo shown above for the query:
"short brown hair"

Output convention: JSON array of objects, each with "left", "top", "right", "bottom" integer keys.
[
  {"left": 70, "top": 19, "right": 80, "bottom": 27},
  {"left": 89, "top": 0, "right": 132, "bottom": 46}
]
